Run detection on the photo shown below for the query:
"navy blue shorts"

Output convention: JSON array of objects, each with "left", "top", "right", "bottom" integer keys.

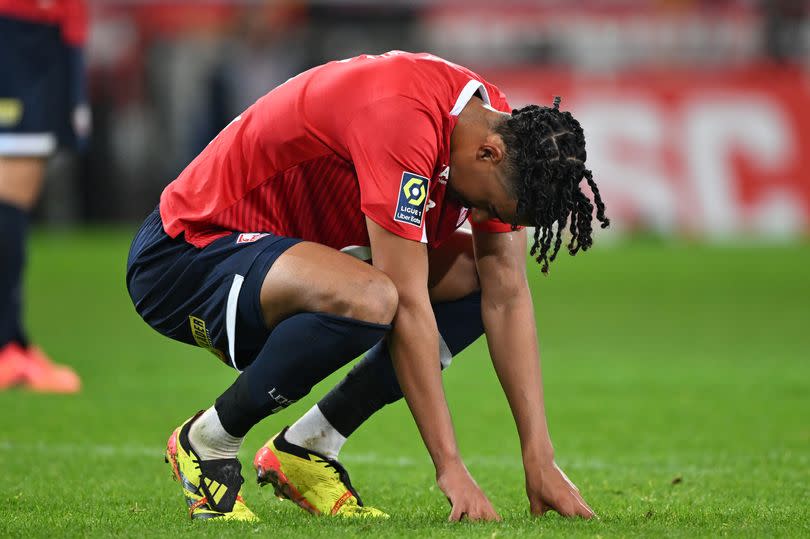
[
  {"left": 126, "top": 208, "right": 302, "bottom": 370},
  {"left": 0, "top": 17, "right": 89, "bottom": 156}
]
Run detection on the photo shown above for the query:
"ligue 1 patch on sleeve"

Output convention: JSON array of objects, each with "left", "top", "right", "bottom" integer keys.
[{"left": 394, "top": 172, "right": 429, "bottom": 227}]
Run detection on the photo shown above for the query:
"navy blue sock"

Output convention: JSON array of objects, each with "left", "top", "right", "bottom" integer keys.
[
  {"left": 0, "top": 201, "right": 28, "bottom": 348},
  {"left": 317, "top": 291, "right": 484, "bottom": 437},
  {"left": 215, "top": 312, "right": 391, "bottom": 437}
]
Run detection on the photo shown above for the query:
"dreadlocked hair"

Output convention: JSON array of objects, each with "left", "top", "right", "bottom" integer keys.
[{"left": 495, "top": 96, "right": 610, "bottom": 274}]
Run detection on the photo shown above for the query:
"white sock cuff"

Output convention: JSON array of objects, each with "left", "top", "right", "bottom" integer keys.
[
  {"left": 285, "top": 404, "right": 347, "bottom": 460},
  {"left": 188, "top": 406, "right": 244, "bottom": 461}
]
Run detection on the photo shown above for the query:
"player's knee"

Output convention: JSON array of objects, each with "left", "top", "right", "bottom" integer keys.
[
  {"left": 361, "top": 275, "right": 398, "bottom": 324},
  {"left": 0, "top": 157, "right": 47, "bottom": 210},
  {"left": 334, "top": 273, "right": 397, "bottom": 324},
  {"left": 335, "top": 273, "right": 396, "bottom": 324},
  {"left": 303, "top": 277, "right": 394, "bottom": 326}
]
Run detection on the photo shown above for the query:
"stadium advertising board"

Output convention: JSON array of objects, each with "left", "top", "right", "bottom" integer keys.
[{"left": 490, "top": 66, "right": 810, "bottom": 238}]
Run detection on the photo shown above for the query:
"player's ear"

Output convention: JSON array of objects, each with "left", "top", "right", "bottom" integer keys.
[{"left": 478, "top": 136, "right": 505, "bottom": 164}]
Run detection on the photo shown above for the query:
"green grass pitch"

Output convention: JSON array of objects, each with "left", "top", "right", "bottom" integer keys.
[{"left": 1, "top": 229, "right": 808, "bottom": 538}]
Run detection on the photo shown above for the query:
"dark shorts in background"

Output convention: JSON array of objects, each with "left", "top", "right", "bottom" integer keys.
[
  {"left": 0, "top": 17, "right": 89, "bottom": 156},
  {"left": 126, "top": 208, "right": 302, "bottom": 370}
]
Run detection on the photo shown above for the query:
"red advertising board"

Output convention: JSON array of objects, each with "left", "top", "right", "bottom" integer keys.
[{"left": 486, "top": 66, "right": 810, "bottom": 237}]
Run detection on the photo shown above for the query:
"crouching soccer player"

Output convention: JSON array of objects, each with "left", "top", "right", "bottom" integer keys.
[{"left": 126, "top": 51, "right": 608, "bottom": 522}]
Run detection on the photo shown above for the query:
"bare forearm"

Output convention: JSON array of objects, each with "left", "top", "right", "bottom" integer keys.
[
  {"left": 482, "top": 288, "right": 554, "bottom": 464},
  {"left": 473, "top": 230, "right": 593, "bottom": 518},
  {"left": 390, "top": 299, "right": 461, "bottom": 471}
]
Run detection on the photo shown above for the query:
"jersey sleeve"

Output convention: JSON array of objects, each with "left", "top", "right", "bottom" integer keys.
[{"left": 345, "top": 96, "right": 440, "bottom": 243}]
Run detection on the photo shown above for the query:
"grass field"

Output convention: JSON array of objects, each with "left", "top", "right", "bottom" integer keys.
[{"left": 1, "top": 229, "right": 808, "bottom": 538}]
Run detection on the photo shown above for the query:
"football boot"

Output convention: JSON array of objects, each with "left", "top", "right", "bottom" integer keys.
[
  {"left": 165, "top": 411, "right": 258, "bottom": 521},
  {"left": 21, "top": 346, "right": 80, "bottom": 393},
  {"left": 254, "top": 427, "right": 388, "bottom": 518},
  {"left": 0, "top": 342, "right": 26, "bottom": 389}
]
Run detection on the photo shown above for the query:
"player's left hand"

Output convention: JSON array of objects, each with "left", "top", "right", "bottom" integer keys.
[{"left": 525, "top": 461, "right": 595, "bottom": 519}]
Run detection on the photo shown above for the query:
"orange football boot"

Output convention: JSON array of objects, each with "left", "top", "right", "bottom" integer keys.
[
  {"left": 0, "top": 342, "right": 27, "bottom": 389},
  {"left": 20, "top": 346, "right": 81, "bottom": 393}
]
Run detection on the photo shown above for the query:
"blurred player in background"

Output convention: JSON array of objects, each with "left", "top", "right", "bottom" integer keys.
[
  {"left": 0, "top": 0, "right": 89, "bottom": 393},
  {"left": 127, "top": 51, "right": 608, "bottom": 522}
]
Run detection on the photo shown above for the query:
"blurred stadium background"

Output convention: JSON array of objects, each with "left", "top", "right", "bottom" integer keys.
[{"left": 41, "top": 0, "right": 810, "bottom": 241}]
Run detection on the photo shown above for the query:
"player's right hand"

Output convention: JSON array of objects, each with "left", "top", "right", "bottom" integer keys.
[
  {"left": 525, "top": 460, "right": 595, "bottom": 519},
  {"left": 437, "top": 463, "right": 501, "bottom": 522}
]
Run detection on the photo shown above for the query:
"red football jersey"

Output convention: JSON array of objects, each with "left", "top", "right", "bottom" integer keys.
[
  {"left": 160, "top": 51, "right": 515, "bottom": 256},
  {"left": 0, "top": 0, "right": 88, "bottom": 46}
]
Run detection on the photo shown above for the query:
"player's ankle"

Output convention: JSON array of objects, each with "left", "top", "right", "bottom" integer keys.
[
  {"left": 188, "top": 406, "right": 243, "bottom": 460},
  {"left": 285, "top": 405, "right": 347, "bottom": 460}
]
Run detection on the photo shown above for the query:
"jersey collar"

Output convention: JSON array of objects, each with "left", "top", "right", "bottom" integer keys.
[{"left": 450, "top": 79, "right": 491, "bottom": 116}]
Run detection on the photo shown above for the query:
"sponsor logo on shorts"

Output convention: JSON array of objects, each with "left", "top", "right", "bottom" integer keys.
[
  {"left": 236, "top": 232, "right": 270, "bottom": 244},
  {"left": 394, "top": 172, "right": 429, "bottom": 227},
  {"left": 189, "top": 316, "right": 226, "bottom": 362},
  {"left": 0, "top": 99, "right": 23, "bottom": 127}
]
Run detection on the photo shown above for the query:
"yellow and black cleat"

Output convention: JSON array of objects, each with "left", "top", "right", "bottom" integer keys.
[
  {"left": 165, "top": 411, "right": 258, "bottom": 521},
  {"left": 253, "top": 427, "right": 388, "bottom": 518}
]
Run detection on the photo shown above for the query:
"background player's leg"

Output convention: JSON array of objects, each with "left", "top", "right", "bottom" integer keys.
[
  {"left": 0, "top": 157, "right": 80, "bottom": 392},
  {"left": 189, "top": 242, "right": 398, "bottom": 457},
  {"left": 0, "top": 157, "right": 45, "bottom": 346},
  {"left": 286, "top": 229, "right": 483, "bottom": 457},
  {"left": 0, "top": 17, "right": 85, "bottom": 392},
  {"left": 0, "top": 156, "right": 46, "bottom": 208},
  {"left": 0, "top": 157, "right": 45, "bottom": 388}
]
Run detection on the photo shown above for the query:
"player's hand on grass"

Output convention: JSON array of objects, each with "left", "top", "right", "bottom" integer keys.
[
  {"left": 437, "top": 462, "right": 501, "bottom": 522},
  {"left": 526, "top": 461, "right": 594, "bottom": 519}
]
